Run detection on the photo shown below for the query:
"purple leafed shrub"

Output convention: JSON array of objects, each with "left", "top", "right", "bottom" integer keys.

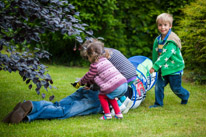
[{"left": 0, "top": 0, "right": 93, "bottom": 100}]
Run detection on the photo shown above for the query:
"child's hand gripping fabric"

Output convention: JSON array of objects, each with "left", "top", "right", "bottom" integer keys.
[
  {"left": 150, "top": 67, "right": 155, "bottom": 74},
  {"left": 71, "top": 82, "right": 81, "bottom": 89}
]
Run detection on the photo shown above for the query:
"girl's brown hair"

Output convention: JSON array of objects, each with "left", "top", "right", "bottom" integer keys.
[
  {"left": 86, "top": 40, "right": 104, "bottom": 63},
  {"left": 80, "top": 39, "right": 110, "bottom": 62}
]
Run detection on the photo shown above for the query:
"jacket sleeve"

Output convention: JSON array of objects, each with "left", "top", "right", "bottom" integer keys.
[
  {"left": 80, "top": 64, "right": 98, "bottom": 85},
  {"left": 153, "top": 42, "right": 177, "bottom": 72},
  {"left": 152, "top": 39, "right": 158, "bottom": 64}
]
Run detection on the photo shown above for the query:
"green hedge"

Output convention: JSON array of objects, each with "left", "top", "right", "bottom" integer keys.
[
  {"left": 176, "top": 0, "right": 206, "bottom": 84},
  {"left": 38, "top": 0, "right": 193, "bottom": 66}
]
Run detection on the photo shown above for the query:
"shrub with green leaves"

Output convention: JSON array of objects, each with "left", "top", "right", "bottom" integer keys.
[
  {"left": 44, "top": 0, "right": 192, "bottom": 65},
  {"left": 176, "top": 0, "right": 206, "bottom": 84}
]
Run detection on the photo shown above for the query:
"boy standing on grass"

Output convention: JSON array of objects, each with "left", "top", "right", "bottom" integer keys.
[{"left": 149, "top": 13, "right": 190, "bottom": 108}]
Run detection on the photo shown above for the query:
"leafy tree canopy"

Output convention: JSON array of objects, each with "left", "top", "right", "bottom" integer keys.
[{"left": 0, "top": 0, "right": 93, "bottom": 99}]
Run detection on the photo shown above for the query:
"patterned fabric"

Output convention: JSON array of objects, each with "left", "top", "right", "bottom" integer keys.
[
  {"left": 80, "top": 57, "right": 127, "bottom": 94},
  {"left": 157, "top": 29, "right": 172, "bottom": 55},
  {"left": 152, "top": 31, "right": 185, "bottom": 76},
  {"left": 107, "top": 48, "right": 137, "bottom": 80},
  {"left": 158, "top": 44, "right": 164, "bottom": 56}
]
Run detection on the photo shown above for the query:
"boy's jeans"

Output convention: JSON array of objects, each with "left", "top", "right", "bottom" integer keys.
[
  {"left": 27, "top": 87, "right": 102, "bottom": 122},
  {"left": 154, "top": 74, "right": 190, "bottom": 106}
]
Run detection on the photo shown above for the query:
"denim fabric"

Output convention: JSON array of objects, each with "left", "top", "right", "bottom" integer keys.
[
  {"left": 154, "top": 74, "right": 190, "bottom": 106},
  {"left": 106, "top": 83, "right": 128, "bottom": 99},
  {"left": 27, "top": 87, "right": 102, "bottom": 122}
]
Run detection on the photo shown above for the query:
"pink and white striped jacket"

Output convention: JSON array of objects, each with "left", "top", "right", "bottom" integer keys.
[{"left": 80, "top": 57, "right": 127, "bottom": 94}]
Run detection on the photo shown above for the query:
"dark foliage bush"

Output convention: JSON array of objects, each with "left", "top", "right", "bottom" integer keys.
[{"left": 0, "top": 0, "right": 93, "bottom": 99}]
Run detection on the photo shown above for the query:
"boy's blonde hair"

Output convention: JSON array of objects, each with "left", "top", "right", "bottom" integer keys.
[{"left": 156, "top": 13, "right": 173, "bottom": 26}]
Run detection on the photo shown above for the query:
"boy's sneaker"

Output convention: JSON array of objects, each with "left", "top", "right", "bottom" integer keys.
[
  {"left": 114, "top": 112, "right": 123, "bottom": 119},
  {"left": 149, "top": 104, "right": 162, "bottom": 108},
  {"left": 122, "top": 98, "right": 133, "bottom": 114},
  {"left": 181, "top": 100, "right": 188, "bottom": 104},
  {"left": 181, "top": 92, "right": 190, "bottom": 105},
  {"left": 111, "top": 104, "right": 126, "bottom": 116},
  {"left": 100, "top": 113, "right": 112, "bottom": 120},
  {"left": 122, "top": 97, "right": 129, "bottom": 106}
]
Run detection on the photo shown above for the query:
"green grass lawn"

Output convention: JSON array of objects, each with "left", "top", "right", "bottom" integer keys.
[{"left": 0, "top": 65, "right": 206, "bottom": 137}]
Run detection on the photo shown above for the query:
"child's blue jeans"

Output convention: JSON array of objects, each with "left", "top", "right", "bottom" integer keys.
[
  {"left": 26, "top": 87, "right": 102, "bottom": 122},
  {"left": 106, "top": 82, "right": 128, "bottom": 99},
  {"left": 154, "top": 74, "right": 190, "bottom": 106}
]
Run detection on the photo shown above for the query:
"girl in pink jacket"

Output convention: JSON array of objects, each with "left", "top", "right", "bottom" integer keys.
[{"left": 79, "top": 40, "right": 128, "bottom": 120}]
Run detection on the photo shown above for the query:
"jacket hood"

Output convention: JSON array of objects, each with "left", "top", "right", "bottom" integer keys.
[{"left": 167, "top": 32, "right": 182, "bottom": 49}]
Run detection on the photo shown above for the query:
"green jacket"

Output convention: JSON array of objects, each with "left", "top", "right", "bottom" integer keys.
[{"left": 152, "top": 32, "right": 185, "bottom": 76}]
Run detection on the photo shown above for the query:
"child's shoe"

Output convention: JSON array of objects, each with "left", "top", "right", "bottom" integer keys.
[
  {"left": 149, "top": 104, "right": 162, "bottom": 108},
  {"left": 181, "top": 92, "right": 190, "bottom": 105},
  {"left": 100, "top": 113, "right": 112, "bottom": 120},
  {"left": 122, "top": 97, "right": 129, "bottom": 106},
  {"left": 122, "top": 98, "right": 133, "bottom": 114},
  {"left": 111, "top": 104, "right": 126, "bottom": 116},
  {"left": 114, "top": 112, "right": 123, "bottom": 119},
  {"left": 181, "top": 100, "right": 188, "bottom": 105}
]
